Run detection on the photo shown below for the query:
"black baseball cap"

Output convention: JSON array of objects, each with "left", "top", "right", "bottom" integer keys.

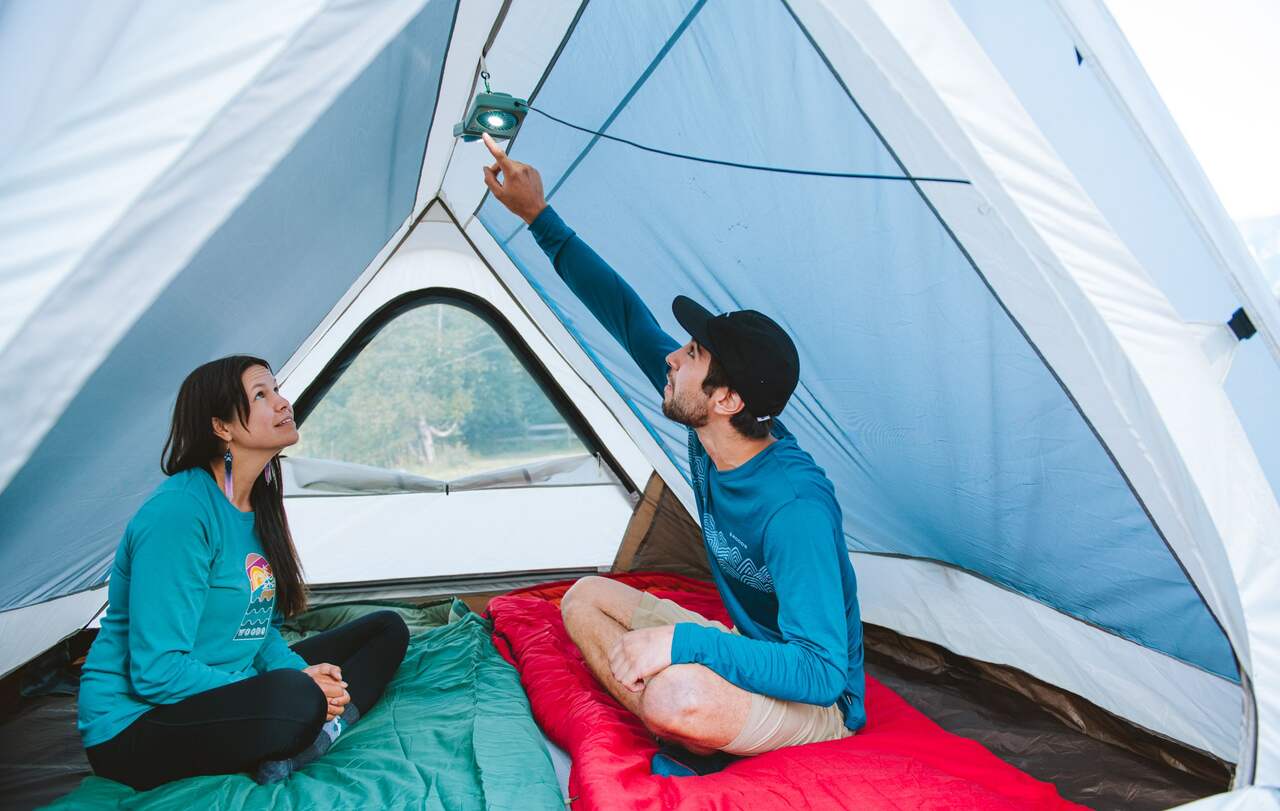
[{"left": 672, "top": 295, "right": 800, "bottom": 420}]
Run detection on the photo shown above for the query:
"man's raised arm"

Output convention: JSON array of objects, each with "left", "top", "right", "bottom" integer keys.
[{"left": 482, "top": 133, "right": 676, "bottom": 394}]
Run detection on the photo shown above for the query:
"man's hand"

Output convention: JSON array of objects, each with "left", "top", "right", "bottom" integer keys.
[
  {"left": 481, "top": 132, "right": 547, "bottom": 224},
  {"left": 608, "top": 626, "right": 675, "bottom": 693},
  {"left": 303, "top": 663, "right": 351, "bottom": 721}
]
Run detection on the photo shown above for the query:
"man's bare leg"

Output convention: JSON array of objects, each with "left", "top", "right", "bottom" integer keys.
[
  {"left": 560, "top": 576, "right": 648, "bottom": 716},
  {"left": 560, "top": 577, "right": 753, "bottom": 753}
]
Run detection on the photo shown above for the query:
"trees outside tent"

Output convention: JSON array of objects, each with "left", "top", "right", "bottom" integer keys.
[{"left": 290, "top": 301, "right": 587, "bottom": 480}]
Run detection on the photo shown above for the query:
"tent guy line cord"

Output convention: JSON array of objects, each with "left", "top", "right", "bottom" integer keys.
[{"left": 525, "top": 105, "right": 971, "bottom": 185}]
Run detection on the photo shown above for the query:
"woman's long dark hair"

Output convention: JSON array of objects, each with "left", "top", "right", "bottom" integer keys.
[{"left": 162, "top": 355, "right": 307, "bottom": 617}]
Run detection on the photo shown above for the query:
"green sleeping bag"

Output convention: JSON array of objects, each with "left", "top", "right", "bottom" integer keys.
[{"left": 44, "top": 602, "right": 563, "bottom": 810}]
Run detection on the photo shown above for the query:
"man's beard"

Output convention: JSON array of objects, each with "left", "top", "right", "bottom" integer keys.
[{"left": 662, "top": 387, "right": 709, "bottom": 428}]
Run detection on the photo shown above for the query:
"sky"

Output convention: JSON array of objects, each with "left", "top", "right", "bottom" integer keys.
[{"left": 1105, "top": 0, "right": 1279, "bottom": 228}]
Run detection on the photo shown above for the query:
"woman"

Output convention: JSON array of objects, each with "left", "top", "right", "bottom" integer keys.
[{"left": 78, "top": 356, "right": 409, "bottom": 790}]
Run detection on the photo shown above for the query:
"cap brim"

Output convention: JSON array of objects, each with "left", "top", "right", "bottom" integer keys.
[{"left": 672, "top": 295, "right": 718, "bottom": 355}]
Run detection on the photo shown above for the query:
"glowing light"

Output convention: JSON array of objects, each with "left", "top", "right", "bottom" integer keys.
[{"left": 454, "top": 90, "right": 527, "bottom": 142}]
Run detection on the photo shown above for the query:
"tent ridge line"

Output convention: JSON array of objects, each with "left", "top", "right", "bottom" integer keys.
[
  {"left": 480, "top": 0, "right": 513, "bottom": 57},
  {"left": 407, "top": 0, "right": 464, "bottom": 218},
  {"left": 782, "top": 0, "right": 1246, "bottom": 692}
]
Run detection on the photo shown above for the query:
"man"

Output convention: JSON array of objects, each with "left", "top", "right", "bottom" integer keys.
[{"left": 482, "top": 134, "right": 864, "bottom": 775}]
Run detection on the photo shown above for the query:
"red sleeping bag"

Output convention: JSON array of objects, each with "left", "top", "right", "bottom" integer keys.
[{"left": 488, "top": 572, "right": 1088, "bottom": 810}]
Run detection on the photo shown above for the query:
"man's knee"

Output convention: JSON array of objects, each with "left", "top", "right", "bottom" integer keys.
[
  {"left": 639, "top": 665, "right": 714, "bottom": 739},
  {"left": 561, "top": 576, "right": 610, "bottom": 630}
]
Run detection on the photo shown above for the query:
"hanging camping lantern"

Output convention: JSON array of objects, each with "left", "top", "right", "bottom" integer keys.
[{"left": 454, "top": 66, "right": 527, "bottom": 142}]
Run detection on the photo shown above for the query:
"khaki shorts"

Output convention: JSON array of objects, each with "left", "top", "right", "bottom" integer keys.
[{"left": 629, "top": 592, "right": 854, "bottom": 756}]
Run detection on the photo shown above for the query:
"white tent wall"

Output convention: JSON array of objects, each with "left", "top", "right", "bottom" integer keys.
[
  {"left": 952, "top": 0, "right": 1280, "bottom": 596},
  {"left": 855, "top": 552, "right": 1242, "bottom": 760},
  {"left": 1048, "top": 0, "right": 1280, "bottom": 362},
  {"left": 0, "top": 0, "right": 325, "bottom": 353},
  {"left": 779, "top": 0, "right": 1280, "bottom": 782},
  {"left": 0, "top": 587, "right": 106, "bottom": 678}
]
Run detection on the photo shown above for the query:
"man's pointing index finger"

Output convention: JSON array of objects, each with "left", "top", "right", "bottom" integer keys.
[{"left": 481, "top": 132, "right": 512, "bottom": 167}]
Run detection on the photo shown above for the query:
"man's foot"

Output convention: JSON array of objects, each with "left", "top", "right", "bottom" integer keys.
[{"left": 650, "top": 742, "right": 742, "bottom": 777}]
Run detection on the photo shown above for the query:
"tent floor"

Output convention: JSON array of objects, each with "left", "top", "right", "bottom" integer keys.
[
  {"left": 864, "top": 650, "right": 1225, "bottom": 809},
  {"left": 0, "top": 620, "right": 1228, "bottom": 811}
]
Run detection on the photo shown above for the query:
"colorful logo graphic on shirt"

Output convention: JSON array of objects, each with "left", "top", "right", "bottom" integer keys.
[
  {"left": 234, "top": 553, "right": 277, "bottom": 641},
  {"left": 702, "top": 513, "right": 775, "bottom": 594}
]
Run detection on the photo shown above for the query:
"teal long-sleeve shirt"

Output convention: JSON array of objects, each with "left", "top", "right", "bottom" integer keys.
[
  {"left": 529, "top": 206, "right": 865, "bottom": 729},
  {"left": 78, "top": 468, "right": 307, "bottom": 747}
]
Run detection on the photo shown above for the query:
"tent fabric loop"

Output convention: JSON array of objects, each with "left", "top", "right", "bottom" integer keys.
[{"left": 1230, "top": 308, "right": 1258, "bottom": 342}]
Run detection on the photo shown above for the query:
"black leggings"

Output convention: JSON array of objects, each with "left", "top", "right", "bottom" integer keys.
[{"left": 85, "top": 610, "right": 410, "bottom": 791}]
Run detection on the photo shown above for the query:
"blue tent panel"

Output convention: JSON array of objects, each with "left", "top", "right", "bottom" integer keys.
[{"left": 480, "top": 0, "right": 1237, "bottom": 680}]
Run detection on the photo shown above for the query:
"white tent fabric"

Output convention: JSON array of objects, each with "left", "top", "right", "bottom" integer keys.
[
  {"left": 2, "top": 0, "right": 1279, "bottom": 803},
  {"left": 0, "top": 0, "right": 435, "bottom": 494},
  {"left": 794, "top": 0, "right": 1279, "bottom": 779},
  {"left": 854, "top": 551, "right": 1243, "bottom": 760},
  {"left": 1174, "top": 786, "right": 1280, "bottom": 811},
  {"left": 950, "top": 0, "right": 1280, "bottom": 577}
]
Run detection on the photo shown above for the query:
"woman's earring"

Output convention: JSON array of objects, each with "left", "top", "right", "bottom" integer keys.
[
  {"left": 264, "top": 459, "right": 274, "bottom": 486},
  {"left": 223, "top": 448, "right": 234, "bottom": 500}
]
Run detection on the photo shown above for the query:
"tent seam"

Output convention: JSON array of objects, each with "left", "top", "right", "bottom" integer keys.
[{"left": 408, "top": 0, "right": 463, "bottom": 214}]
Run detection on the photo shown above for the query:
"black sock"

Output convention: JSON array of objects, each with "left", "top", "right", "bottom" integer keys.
[{"left": 254, "top": 703, "right": 361, "bottom": 784}]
